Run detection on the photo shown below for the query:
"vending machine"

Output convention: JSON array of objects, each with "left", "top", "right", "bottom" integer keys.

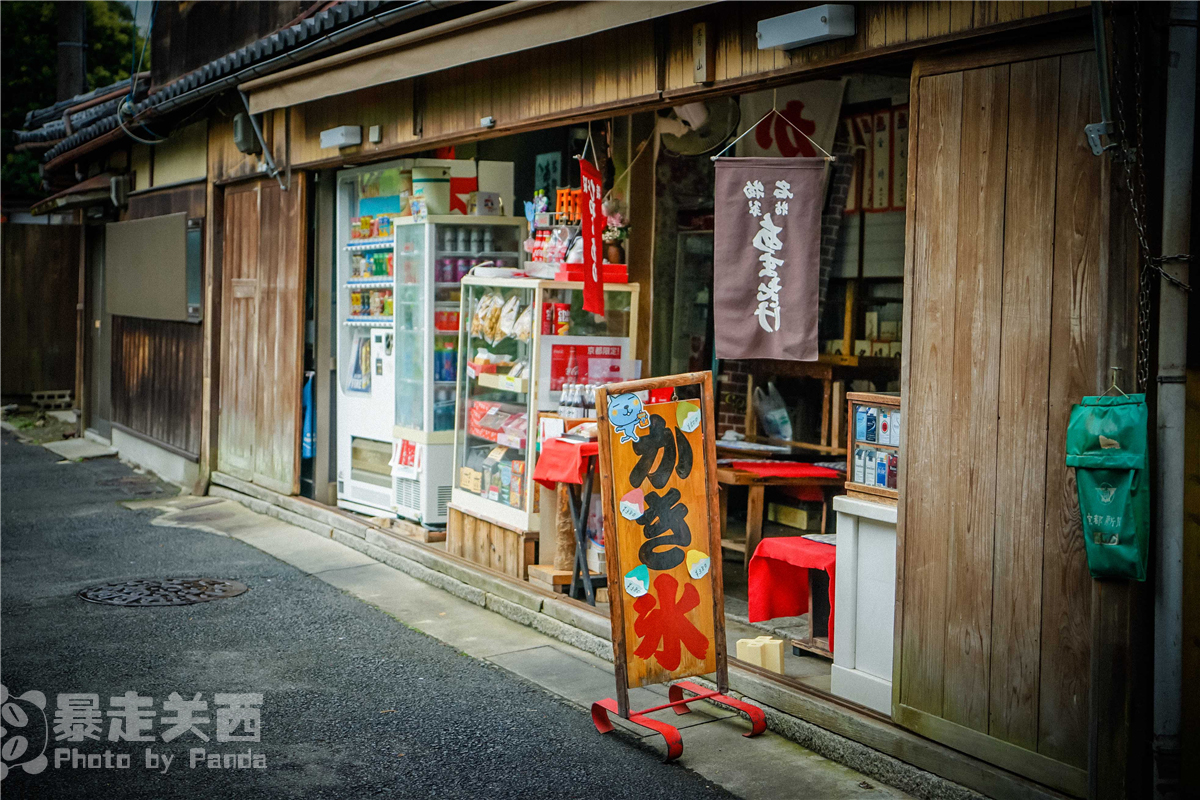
[{"left": 335, "top": 163, "right": 405, "bottom": 517}]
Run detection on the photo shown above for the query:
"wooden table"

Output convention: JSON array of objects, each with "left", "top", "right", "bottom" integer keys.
[{"left": 716, "top": 466, "right": 843, "bottom": 567}]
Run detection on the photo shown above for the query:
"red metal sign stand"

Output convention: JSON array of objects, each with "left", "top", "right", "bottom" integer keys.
[{"left": 591, "top": 681, "right": 766, "bottom": 762}]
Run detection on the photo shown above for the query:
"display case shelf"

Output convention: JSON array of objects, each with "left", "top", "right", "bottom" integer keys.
[
  {"left": 345, "top": 278, "right": 394, "bottom": 288},
  {"left": 476, "top": 372, "right": 530, "bottom": 394},
  {"left": 344, "top": 316, "right": 394, "bottom": 327},
  {"left": 436, "top": 250, "right": 522, "bottom": 259},
  {"left": 346, "top": 238, "right": 395, "bottom": 251},
  {"left": 844, "top": 391, "right": 900, "bottom": 503}
]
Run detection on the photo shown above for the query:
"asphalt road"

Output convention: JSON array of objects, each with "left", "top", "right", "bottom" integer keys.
[{"left": 0, "top": 432, "right": 734, "bottom": 799}]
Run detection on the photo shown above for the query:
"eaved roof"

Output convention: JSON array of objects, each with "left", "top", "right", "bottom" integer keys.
[
  {"left": 15, "top": 76, "right": 149, "bottom": 147},
  {"left": 19, "top": 0, "right": 458, "bottom": 168}
]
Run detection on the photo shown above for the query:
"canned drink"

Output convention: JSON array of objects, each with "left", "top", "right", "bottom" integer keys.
[
  {"left": 541, "top": 302, "right": 555, "bottom": 334},
  {"left": 554, "top": 303, "right": 571, "bottom": 335}
]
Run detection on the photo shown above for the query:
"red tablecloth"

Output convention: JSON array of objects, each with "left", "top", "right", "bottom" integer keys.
[
  {"left": 533, "top": 437, "right": 599, "bottom": 488},
  {"left": 748, "top": 536, "right": 837, "bottom": 652},
  {"left": 729, "top": 461, "right": 841, "bottom": 479}
]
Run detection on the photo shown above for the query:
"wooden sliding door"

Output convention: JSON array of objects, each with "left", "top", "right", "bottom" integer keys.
[
  {"left": 896, "top": 38, "right": 1105, "bottom": 797},
  {"left": 217, "top": 176, "right": 308, "bottom": 494}
]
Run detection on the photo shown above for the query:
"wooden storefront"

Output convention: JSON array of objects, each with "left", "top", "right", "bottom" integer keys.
[{"left": 223, "top": 3, "right": 1141, "bottom": 797}]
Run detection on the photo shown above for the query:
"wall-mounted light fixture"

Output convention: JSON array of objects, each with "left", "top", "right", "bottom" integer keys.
[{"left": 756, "top": 4, "right": 855, "bottom": 51}]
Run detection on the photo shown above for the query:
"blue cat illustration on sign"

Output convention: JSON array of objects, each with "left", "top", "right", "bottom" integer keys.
[{"left": 606, "top": 392, "right": 650, "bottom": 444}]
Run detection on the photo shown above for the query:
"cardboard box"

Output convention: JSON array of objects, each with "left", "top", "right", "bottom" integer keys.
[
  {"left": 871, "top": 341, "right": 890, "bottom": 357},
  {"left": 879, "top": 320, "right": 899, "bottom": 341},
  {"left": 889, "top": 341, "right": 902, "bottom": 357},
  {"left": 459, "top": 467, "right": 482, "bottom": 494},
  {"left": 412, "top": 165, "right": 451, "bottom": 215},
  {"left": 477, "top": 161, "right": 514, "bottom": 217},
  {"left": 736, "top": 636, "right": 785, "bottom": 674},
  {"left": 854, "top": 339, "right": 871, "bottom": 357},
  {"left": 767, "top": 502, "right": 822, "bottom": 531},
  {"left": 864, "top": 311, "right": 879, "bottom": 340},
  {"left": 586, "top": 541, "right": 606, "bottom": 575}
]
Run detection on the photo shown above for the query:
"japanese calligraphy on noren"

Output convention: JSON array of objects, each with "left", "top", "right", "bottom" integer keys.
[
  {"left": 714, "top": 157, "right": 823, "bottom": 362},
  {"left": 597, "top": 374, "right": 725, "bottom": 698}
]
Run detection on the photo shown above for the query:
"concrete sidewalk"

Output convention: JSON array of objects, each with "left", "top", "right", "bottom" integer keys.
[{"left": 139, "top": 495, "right": 910, "bottom": 800}]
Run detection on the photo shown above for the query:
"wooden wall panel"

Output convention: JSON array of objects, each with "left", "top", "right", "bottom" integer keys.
[
  {"left": 110, "top": 316, "right": 203, "bottom": 456},
  {"left": 278, "top": 2, "right": 1087, "bottom": 168},
  {"left": 1036, "top": 50, "right": 1100, "bottom": 768},
  {"left": 988, "top": 56, "right": 1059, "bottom": 752},
  {"left": 126, "top": 182, "right": 205, "bottom": 221},
  {"left": 253, "top": 177, "right": 307, "bottom": 495},
  {"left": 942, "top": 63, "right": 1008, "bottom": 734},
  {"left": 288, "top": 80, "right": 417, "bottom": 169},
  {"left": 897, "top": 38, "right": 1103, "bottom": 786},
  {"left": 106, "top": 182, "right": 206, "bottom": 458},
  {"left": 898, "top": 69, "right": 962, "bottom": 716},
  {"left": 0, "top": 223, "right": 81, "bottom": 396},
  {"left": 217, "top": 183, "right": 260, "bottom": 480}
]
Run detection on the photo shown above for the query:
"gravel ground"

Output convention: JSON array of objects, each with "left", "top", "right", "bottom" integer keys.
[{"left": 0, "top": 432, "right": 735, "bottom": 799}]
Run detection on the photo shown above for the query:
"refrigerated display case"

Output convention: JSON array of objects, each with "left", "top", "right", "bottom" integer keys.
[
  {"left": 390, "top": 216, "right": 526, "bottom": 525},
  {"left": 452, "top": 277, "right": 640, "bottom": 531}
]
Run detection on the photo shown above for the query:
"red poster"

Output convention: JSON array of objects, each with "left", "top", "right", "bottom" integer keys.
[{"left": 579, "top": 158, "right": 605, "bottom": 315}]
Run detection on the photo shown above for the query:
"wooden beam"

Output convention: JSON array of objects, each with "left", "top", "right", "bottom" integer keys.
[{"left": 74, "top": 211, "right": 86, "bottom": 436}]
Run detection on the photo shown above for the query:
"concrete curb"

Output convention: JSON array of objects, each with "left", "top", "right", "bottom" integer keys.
[{"left": 205, "top": 478, "right": 1041, "bottom": 800}]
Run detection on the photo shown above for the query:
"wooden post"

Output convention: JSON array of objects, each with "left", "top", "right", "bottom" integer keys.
[
  {"left": 74, "top": 213, "right": 86, "bottom": 437},
  {"left": 842, "top": 279, "right": 857, "bottom": 355}
]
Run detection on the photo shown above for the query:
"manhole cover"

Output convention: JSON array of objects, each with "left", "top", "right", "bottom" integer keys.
[{"left": 78, "top": 578, "right": 248, "bottom": 607}]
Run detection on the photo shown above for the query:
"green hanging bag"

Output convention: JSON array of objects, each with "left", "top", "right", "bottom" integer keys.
[{"left": 1065, "top": 394, "right": 1149, "bottom": 581}]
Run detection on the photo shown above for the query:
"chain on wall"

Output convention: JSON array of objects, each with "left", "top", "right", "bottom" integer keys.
[{"left": 1108, "top": 3, "right": 1191, "bottom": 393}]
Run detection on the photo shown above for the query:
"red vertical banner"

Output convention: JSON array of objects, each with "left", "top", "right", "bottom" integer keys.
[{"left": 579, "top": 158, "right": 606, "bottom": 315}]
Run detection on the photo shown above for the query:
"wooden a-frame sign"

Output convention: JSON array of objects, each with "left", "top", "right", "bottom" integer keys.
[
  {"left": 592, "top": 372, "right": 763, "bottom": 760},
  {"left": 595, "top": 372, "right": 730, "bottom": 716}
]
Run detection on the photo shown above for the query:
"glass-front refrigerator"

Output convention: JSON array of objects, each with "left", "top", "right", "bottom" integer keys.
[
  {"left": 452, "top": 277, "right": 640, "bottom": 532},
  {"left": 336, "top": 162, "right": 404, "bottom": 516},
  {"left": 390, "top": 216, "right": 526, "bottom": 525}
]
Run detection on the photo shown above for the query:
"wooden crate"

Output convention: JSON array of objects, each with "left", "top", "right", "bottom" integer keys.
[
  {"left": 371, "top": 516, "right": 446, "bottom": 544},
  {"left": 446, "top": 504, "right": 536, "bottom": 580},
  {"left": 527, "top": 564, "right": 607, "bottom": 602}
]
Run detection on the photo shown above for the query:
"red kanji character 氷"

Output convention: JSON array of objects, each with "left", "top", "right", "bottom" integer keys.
[{"left": 632, "top": 574, "right": 709, "bottom": 671}]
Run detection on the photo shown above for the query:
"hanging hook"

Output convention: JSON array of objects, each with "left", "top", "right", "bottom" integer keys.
[
  {"left": 711, "top": 106, "right": 837, "bottom": 162},
  {"left": 575, "top": 121, "right": 600, "bottom": 169},
  {"left": 1102, "top": 366, "right": 1129, "bottom": 397}
]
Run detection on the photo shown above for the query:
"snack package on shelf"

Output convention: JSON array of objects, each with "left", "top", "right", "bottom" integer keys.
[
  {"left": 497, "top": 295, "right": 521, "bottom": 340},
  {"left": 513, "top": 304, "right": 533, "bottom": 342},
  {"left": 470, "top": 293, "right": 500, "bottom": 339}
]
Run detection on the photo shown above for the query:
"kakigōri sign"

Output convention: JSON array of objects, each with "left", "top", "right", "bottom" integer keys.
[{"left": 596, "top": 373, "right": 726, "bottom": 711}]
